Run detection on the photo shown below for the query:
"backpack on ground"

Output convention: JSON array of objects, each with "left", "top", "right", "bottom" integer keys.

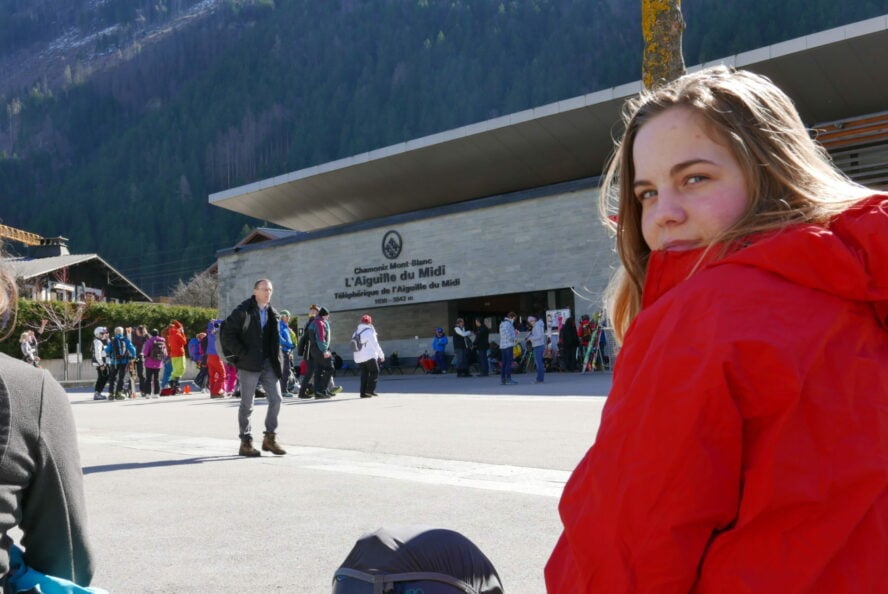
[
  {"left": 350, "top": 328, "right": 370, "bottom": 353},
  {"left": 114, "top": 336, "right": 129, "bottom": 359},
  {"left": 150, "top": 337, "right": 167, "bottom": 361}
]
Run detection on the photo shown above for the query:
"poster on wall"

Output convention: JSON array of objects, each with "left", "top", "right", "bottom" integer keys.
[
  {"left": 546, "top": 308, "right": 570, "bottom": 357},
  {"left": 546, "top": 309, "right": 570, "bottom": 333}
]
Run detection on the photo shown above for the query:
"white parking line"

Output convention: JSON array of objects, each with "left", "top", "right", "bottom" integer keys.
[{"left": 79, "top": 431, "right": 570, "bottom": 498}]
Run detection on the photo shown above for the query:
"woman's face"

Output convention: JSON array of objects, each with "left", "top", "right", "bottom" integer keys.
[{"left": 632, "top": 107, "right": 749, "bottom": 252}]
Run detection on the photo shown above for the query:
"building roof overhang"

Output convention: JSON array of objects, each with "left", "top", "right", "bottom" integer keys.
[
  {"left": 4, "top": 254, "right": 153, "bottom": 302},
  {"left": 209, "top": 15, "right": 888, "bottom": 231}
]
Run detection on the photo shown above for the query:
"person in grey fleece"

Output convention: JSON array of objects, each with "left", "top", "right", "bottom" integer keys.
[{"left": 0, "top": 260, "right": 95, "bottom": 588}]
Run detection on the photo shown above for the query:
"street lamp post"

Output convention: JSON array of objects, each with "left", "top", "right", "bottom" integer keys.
[
  {"left": 77, "top": 311, "right": 82, "bottom": 380},
  {"left": 77, "top": 283, "right": 87, "bottom": 380},
  {"left": 76, "top": 283, "right": 87, "bottom": 380}
]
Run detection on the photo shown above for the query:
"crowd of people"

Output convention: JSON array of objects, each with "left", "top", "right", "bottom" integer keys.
[
  {"left": 68, "top": 293, "right": 307, "bottom": 402},
  {"left": 32, "top": 280, "right": 373, "bottom": 460},
  {"left": 77, "top": 306, "right": 609, "bottom": 406},
  {"left": 88, "top": 322, "right": 222, "bottom": 400},
  {"left": 418, "top": 312, "right": 609, "bottom": 384},
  {"left": 75, "top": 281, "right": 368, "bottom": 456}
]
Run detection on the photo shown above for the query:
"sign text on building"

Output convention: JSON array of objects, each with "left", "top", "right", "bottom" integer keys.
[{"left": 335, "top": 258, "right": 461, "bottom": 305}]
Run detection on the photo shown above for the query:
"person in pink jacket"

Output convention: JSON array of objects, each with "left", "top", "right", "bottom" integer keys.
[
  {"left": 141, "top": 329, "right": 166, "bottom": 398},
  {"left": 546, "top": 66, "right": 887, "bottom": 593}
]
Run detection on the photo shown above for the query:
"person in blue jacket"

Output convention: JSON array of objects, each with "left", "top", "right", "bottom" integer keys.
[
  {"left": 278, "top": 310, "right": 296, "bottom": 397},
  {"left": 431, "top": 327, "right": 448, "bottom": 374}
]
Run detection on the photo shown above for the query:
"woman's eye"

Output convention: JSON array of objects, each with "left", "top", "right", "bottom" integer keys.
[
  {"left": 636, "top": 189, "right": 656, "bottom": 201},
  {"left": 686, "top": 175, "right": 706, "bottom": 185}
]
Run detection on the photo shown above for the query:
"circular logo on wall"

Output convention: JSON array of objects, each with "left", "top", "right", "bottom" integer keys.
[{"left": 381, "top": 230, "right": 403, "bottom": 260}]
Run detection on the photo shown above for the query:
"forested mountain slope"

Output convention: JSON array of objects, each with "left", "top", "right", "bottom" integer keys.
[{"left": 1, "top": 0, "right": 884, "bottom": 295}]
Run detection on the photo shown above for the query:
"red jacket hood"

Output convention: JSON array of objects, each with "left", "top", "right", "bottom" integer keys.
[{"left": 644, "top": 194, "right": 888, "bottom": 327}]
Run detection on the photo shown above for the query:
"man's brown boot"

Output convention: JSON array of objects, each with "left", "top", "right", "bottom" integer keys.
[
  {"left": 261, "top": 432, "right": 287, "bottom": 455},
  {"left": 239, "top": 438, "right": 261, "bottom": 457}
]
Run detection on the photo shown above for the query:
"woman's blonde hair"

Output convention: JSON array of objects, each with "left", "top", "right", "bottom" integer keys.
[
  {"left": 0, "top": 250, "right": 18, "bottom": 338},
  {"left": 601, "top": 65, "right": 872, "bottom": 342}
]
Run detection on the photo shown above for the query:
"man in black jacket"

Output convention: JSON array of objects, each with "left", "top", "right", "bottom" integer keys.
[
  {"left": 473, "top": 318, "right": 491, "bottom": 377},
  {"left": 296, "top": 304, "right": 320, "bottom": 398},
  {"left": 220, "top": 278, "right": 287, "bottom": 457},
  {"left": 452, "top": 318, "right": 474, "bottom": 378}
]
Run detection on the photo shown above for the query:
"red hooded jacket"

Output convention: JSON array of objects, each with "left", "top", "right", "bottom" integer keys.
[
  {"left": 166, "top": 321, "right": 187, "bottom": 358},
  {"left": 546, "top": 195, "right": 888, "bottom": 593}
]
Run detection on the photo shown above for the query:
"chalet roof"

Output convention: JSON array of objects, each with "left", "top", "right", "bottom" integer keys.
[
  {"left": 6, "top": 254, "right": 97, "bottom": 279},
  {"left": 209, "top": 15, "right": 888, "bottom": 232},
  {"left": 240, "top": 227, "right": 302, "bottom": 244},
  {"left": 4, "top": 254, "right": 152, "bottom": 302}
]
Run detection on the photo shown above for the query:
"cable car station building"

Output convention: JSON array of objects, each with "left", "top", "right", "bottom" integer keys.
[{"left": 210, "top": 16, "right": 888, "bottom": 359}]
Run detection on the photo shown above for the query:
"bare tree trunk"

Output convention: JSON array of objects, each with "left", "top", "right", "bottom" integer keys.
[
  {"left": 32, "top": 301, "right": 90, "bottom": 382},
  {"left": 61, "top": 331, "right": 70, "bottom": 381},
  {"left": 641, "top": 0, "right": 686, "bottom": 89}
]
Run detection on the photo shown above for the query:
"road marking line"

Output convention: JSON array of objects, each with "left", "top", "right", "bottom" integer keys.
[{"left": 79, "top": 431, "right": 569, "bottom": 498}]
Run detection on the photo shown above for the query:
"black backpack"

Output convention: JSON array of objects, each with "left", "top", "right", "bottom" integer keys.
[
  {"left": 150, "top": 337, "right": 167, "bottom": 361},
  {"left": 216, "top": 312, "right": 251, "bottom": 365},
  {"left": 297, "top": 320, "right": 313, "bottom": 358},
  {"left": 213, "top": 322, "right": 230, "bottom": 363}
]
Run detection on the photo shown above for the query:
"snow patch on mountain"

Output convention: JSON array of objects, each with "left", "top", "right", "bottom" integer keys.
[{"left": 1, "top": 0, "right": 225, "bottom": 98}]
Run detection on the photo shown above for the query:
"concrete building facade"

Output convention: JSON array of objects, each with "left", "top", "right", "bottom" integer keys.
[{"left": 217, "top": 178, "right": 615, "bottom": 358}]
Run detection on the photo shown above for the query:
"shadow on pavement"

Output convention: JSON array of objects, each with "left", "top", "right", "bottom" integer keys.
[
  {"left": 367, "top": 371, "right": 611, "bottom": 396},
  {"left": 83, "top": 455, "right": 241, "bottom": 474}
]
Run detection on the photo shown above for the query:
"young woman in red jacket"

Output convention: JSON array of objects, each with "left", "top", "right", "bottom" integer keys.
[{"left": 546, "top": 66, "right": 887, "bottom": 593}]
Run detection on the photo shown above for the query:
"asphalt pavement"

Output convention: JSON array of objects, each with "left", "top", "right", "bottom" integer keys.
[{"left": 70, "top": 369, "right": 612, "bottom": 593}]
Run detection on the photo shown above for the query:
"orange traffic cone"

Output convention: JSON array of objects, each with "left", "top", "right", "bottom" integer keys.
[{"left": 184, "top": 384, "right": 191, "bottom": 394}]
